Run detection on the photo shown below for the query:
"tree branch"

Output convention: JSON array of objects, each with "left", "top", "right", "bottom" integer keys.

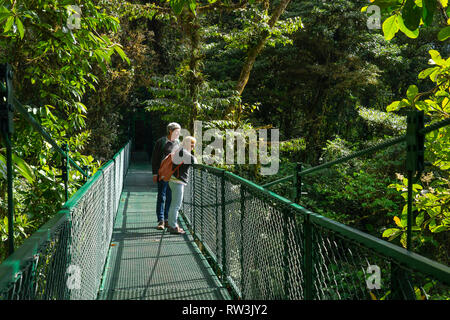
[
  {"left": 197, "top": 0, "right": 249, "bottom": 13},
  {"left": 235, "top": 0, "right": 292, "bottom": 96}
]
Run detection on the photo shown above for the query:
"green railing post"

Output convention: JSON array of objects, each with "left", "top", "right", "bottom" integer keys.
[
  {"left": 63, "top": 143, "right": 70, "bottom": 202},
  {"left": 193, "top": 165, "right": 196, "bottom": 235},
  {"left": 221, "top": 171, "right": 228, "bottom": 285},
  {"left": 215, "top": 170, "right": 220, "bottom": 277},
  {"left": 304, "top": 214, "right": 313, "bottom": 300},
  {"left": 200, "top": 169, "right": 204, "bottom": 237},
  {"left": 390, "top": 110, "right": 424, "bottom": 300},
  {"left": 282, "top": 208, "right": 290, "bottom": 299},
  {"left": 215, "top": 170, "right": 221, "bottom": 274},
  {"left": 82, "top": 165, "right": 89, "bottom": 183},
  {"left": 296, "top": 162, "right": 303, "bottom": 203},
  {"left": 1, "top": 64, "right": 15, "bottom": 255},
  {"left": 405, "top": 110, "right": 424, "bottom": 252},
  {"left": 292, "top": 162, "right": 297, "bottom": 201},
  {"left": 240, "top": 185, "right": 245, "bottom": 299},
  {"left": 292, "top": 162, "right": 305, "bottom": 203},
  {"left": 406, "top": 170, "right": 414, "bottom": 252}
]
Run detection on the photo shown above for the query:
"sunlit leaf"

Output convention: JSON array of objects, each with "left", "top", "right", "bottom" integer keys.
[{"left": 382, "top": 15, "right": 399, "bottom": 40}]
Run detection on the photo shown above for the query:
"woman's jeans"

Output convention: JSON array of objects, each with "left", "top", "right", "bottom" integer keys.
[
  {"left": 168, "top": 181, "right": 185, "bottom": 228},
  {"left": 156, "top": 180, "right": 172, "bottom": 223}
]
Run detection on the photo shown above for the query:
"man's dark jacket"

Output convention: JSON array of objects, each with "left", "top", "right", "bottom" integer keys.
[{"left": 151, "top": 137, "right": 180, "bottom": 175}]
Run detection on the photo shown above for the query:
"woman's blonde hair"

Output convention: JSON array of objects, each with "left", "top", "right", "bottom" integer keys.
[{"left": 181, "top": 136, "right": 197, "bottom": 149}]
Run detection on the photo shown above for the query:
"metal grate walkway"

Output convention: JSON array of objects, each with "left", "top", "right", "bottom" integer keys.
[{"left": 97, "top": 161, "right": 230, "bottom": 300}]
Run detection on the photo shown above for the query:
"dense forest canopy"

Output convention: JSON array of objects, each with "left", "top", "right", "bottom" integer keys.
[{"left": 0, "top": 0, "right": 449, "bottom": 272}]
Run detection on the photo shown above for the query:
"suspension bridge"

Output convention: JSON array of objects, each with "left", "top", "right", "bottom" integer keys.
[{"left": 0, "top": 64, "right": 449, "bottom": 300}]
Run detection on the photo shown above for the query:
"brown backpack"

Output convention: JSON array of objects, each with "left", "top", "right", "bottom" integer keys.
[{"left": 158, "top": 152, "right": 183, "bottom": 182}]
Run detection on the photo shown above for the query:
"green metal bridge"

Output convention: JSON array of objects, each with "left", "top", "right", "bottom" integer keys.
[{"left": 0, "top": 64, "right": 449, "bottom": 300}]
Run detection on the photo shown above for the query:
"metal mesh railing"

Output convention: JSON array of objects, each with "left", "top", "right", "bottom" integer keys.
[
  {"left": 0, "top": 141, "right": 131, "bottom": 300},
  {"left": 181, "top": 164, "right": 450, "bottom": 300}
]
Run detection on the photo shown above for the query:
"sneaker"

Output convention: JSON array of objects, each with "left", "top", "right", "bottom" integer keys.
[
  {"left": 156, "top": 221, "right": 165, "bottom": 230},
  {"left": 164, "top": 221, "right": 169, "bottom": 228}
]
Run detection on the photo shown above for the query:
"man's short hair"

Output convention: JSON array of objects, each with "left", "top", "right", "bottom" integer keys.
[{"left": 167, "top": 122, "right": 181, "bottom": 134}]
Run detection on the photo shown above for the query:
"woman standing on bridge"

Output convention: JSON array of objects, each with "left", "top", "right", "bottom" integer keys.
[{"left": 167, "top": 136, "right": 197, "bottom": 234}]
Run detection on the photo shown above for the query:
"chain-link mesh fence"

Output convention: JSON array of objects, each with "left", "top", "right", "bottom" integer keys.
[
  {"left": 0, "top": 142, "right": 131, "bottom": 300},
  {"left": 181, "top": 164, "right": 450, "bottom": 300}
]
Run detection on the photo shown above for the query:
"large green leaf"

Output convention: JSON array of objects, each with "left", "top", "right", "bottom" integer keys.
[
  {"left": 12, "top": 154, "right": 35, "bottom": 183},
  {"left": 437, "top": 26, "right": 450, "bottom": 41},
  {"left": 422, "top": 0, "right": 437, "bottom": 26},
  {"left": 418, "top": 66, "right": 439, "bottom": 79},
  {"left": 15, "top": 17, "right": 24, "bottom": 39},
  {"left": 0, "top": 152, "right": 35, "bottom": 183},
  {"left": 189, "top": 0, "right": 197, "bottom": 14},
  {"left": 170, "top": 0, "right": 185, "bottom": 15},
  {"left": 382, "top": 15, "right": 399, "bottom": 40},
  {"left": 397, "top": 15, "right": 419, "bottom": 38},
  {"left": 407, "top": 84, "right": 419, "bottom": 101},
  {"left": 4, "top": 15, "right": 14, "bottom": 32},
  {"left": 113, "top": 45, "right": 130, "bottom": 65},
  {"left": 429, "top": 49, "right": 445, "bottom": 66},
  {"left": 0, "top": 6, "right": 11, "bottom": 23},
  {"left": 386, "top": 100, "right": 401, "bottom": 112},
  {"left": 401, "top": 0, "right": 422, "bottom": 31}
]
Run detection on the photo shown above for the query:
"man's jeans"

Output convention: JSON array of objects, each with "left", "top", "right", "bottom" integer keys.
[{"left": 156, "top": 180, "right": 172, "bottom": 222}]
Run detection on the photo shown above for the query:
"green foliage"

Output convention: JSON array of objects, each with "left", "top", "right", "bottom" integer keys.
[
  {"left": 297, "top": 136, "right": 405, "bottom": 231},
  {"left": 0, "top": 0, "right": 130, "bottom": 261},
  {"left": 381, "top": 50, "right": 449, "bottom": 263},
  {"left": 238, "top": 0, "right": 428, "bottom": 163},
  {"left": 144, "top": 73, "right": 242, "bottom": 126},
  {"left": 437, "top": 26, "right": 450, "bottom": 40},
  {"left": 0, "top": 151, "right": 35, "bottom": 183},
  {"left": 219, "top": 3, "right": 302, "bottom": 50},
  {"left": 279, "top": 138, "right": 306, "bottom": 161},
  {"left": 366, "top": 0, "right": 449, "bottom": 41},
  {"left": 357, "top": 106, "right": 407, "bottom": 135},
  {"left": 0, "top": 214, "right": 34, "bottom": 243}
]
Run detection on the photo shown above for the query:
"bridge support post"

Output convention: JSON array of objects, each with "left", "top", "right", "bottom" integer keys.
[
  {"left": 405, "top": 110, "right": 424, "bottom": 252},
  {"left": 293, "top": 162, "right": 304, "bottom": 203},
  {"left": 240, "top": 185, "right": 245, "bottom": 299},
  {"left": 63, "top": 144, "right": 70, "bottom": 202},
  {"left": 0, "top": 64, "right": 15, "bottom": 255},
  {"left": 282, "top": 208, "right": 291, "bottom": 300},
  {"left": 200, "top": 169, "right": 204, "bottom": 237},
  {"left": 303, "top": 214, "right": 314, "bottom": 300},
  {"left": 221, "top": 171, "right": 228, "bottom": 285},
  {"left": 193, "top": 165, "right": 196, "bottom": 235}
]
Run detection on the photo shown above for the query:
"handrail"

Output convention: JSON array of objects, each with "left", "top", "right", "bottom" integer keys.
[
  {"left": 183, "top": 163, "right": 450, "bottom": 300},
  {"left": 261, "top": 113, "right": 449, "bottom": 251},
  {"left": 224, "top": 167, "right": 450, "bottom": 285},
  {"left": 0, "top": 140, "right": 131, "bottom": 299},
  {"left": 262, "top": 116, "right": 449, "bottom": 188},
  {"left": 262, "top": 135, "right": 407, "bottom": 188},
  {"left": 261, "top": 135, "right": 406, "bottom": 188},
  {"left": 1, "top": 63, "right": 90, "bottom": 255},
  {"left": 297, "top": 135, "right": 407, "bottom": 177},
  {"left": 12, "top": 96, "right": 89, "bottom": 178}
]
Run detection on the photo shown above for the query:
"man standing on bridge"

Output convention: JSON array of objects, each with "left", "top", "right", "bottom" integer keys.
[{"left": 151, "top": 122, "right": 181, "bottom": 230}]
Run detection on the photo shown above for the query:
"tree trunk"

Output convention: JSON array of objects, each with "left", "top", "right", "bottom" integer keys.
[
  {"left": 235, "top": 0, "right": 292, "bottom": 96},
  {"left": 179, "top": 12, "right": 202, "bottom": 133}
]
